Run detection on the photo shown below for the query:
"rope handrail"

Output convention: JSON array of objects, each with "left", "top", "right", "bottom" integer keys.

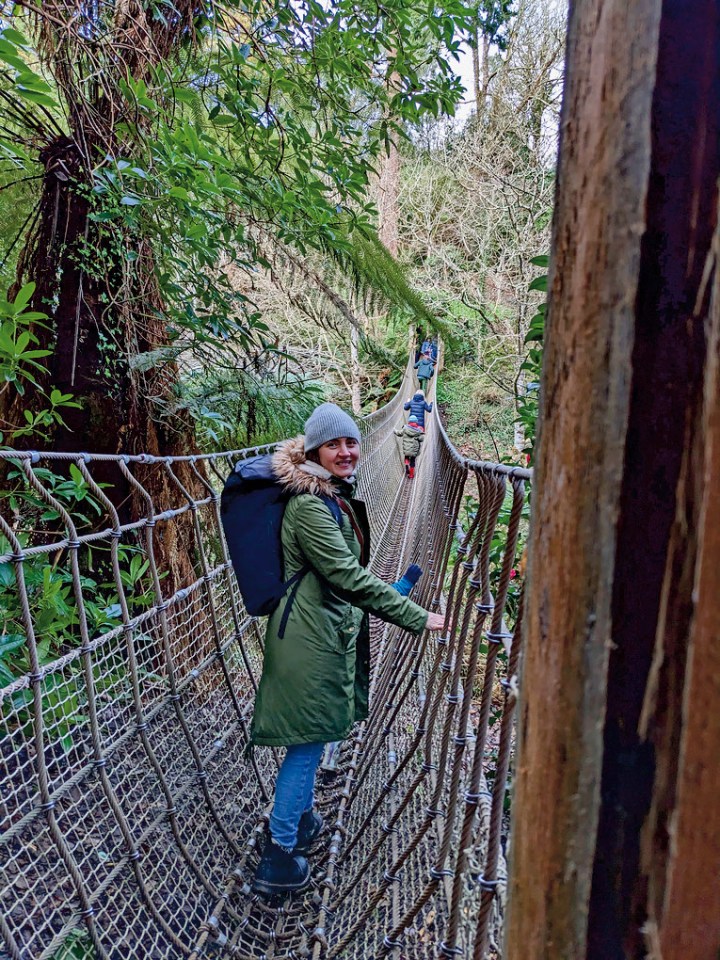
[{"left": 0, "top": 356, "right": 530, "bottom": 960}]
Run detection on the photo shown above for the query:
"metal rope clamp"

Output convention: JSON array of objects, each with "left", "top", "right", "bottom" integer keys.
[
  {"left": 478, "top": 874, "right": 500, "bottom": 892},
  {"left": 383, "top": 936, "right": 404, "bottom": 949},
  {"left": 439, "top": 942, "right": 464, "bottom": 957}
]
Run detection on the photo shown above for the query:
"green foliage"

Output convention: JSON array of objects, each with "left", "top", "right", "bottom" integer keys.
[
  {"left": 51, "top": 930, "right": 94, "bottom": 960},
  {"left": 179, "top": 365, "right": 326, "bottom": 449},
  {"left": 0, "top": 283, "right": 81, "bottom": 443},
  {"left": 77, "top": 1, "right": 473, "bottom": 342},
  {"left": 476, "top": 1, "right": 518, "bottom": 50},
  {"left": 0, "top": 0, "right": 474, "bottom": 449},
  {"left": 0, "top": 463, "right": 159, "bottom": 745},
  {"left": 516, "top": 255, "right": 548, "bottom": 465},
  {"left": 335, "top": 232, "right": 438, "bottom": 330},
  {"left": 0, "top": 25, "right": 61, "bottom": 162},
  {"left": 437, "top": 364, "right": 516, "bottom": 459}
]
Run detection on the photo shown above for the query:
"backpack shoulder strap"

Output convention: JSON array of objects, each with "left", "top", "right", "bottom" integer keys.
[
  {"left": 316, "top": 493, "right": 365, "bottom": 556},
  {"left": 318, "top": 493, "right": 343, "bottom": 528}
]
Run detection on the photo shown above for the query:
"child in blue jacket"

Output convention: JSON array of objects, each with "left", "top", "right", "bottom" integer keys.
[{"left": 404, "top": 390, "right": 433, "bottom": 428}]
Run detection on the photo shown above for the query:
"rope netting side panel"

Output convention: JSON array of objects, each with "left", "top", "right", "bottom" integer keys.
[
  {"left": 0, "top": 447, "right": 281, "bottom": 960},
  {"left": 0, "top": 357, "right": 530, "bottom": 960},
  {"left": 315, "top": 393, "right": 530, "bottom": 960}
]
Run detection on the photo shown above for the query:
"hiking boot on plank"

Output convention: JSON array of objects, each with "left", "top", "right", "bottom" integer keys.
[
  {"left": 294, "top": 809, "right": 324, "bottom": 855},
  {"left": 252, "top": 841, "right": 310, "bottom": 896}
]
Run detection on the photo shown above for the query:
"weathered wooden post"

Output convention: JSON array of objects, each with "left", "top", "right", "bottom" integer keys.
[{"left": 506, "top": 2, "right": 720, "bottom": 958}]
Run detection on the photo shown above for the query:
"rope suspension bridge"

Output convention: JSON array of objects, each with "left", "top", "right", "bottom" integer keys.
[{"left": 0, "top": 360, "right": 530, "bottom": 960}]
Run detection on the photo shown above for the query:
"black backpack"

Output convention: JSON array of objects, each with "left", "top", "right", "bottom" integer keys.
[{"left": 220, "top": 453, "right": 342, "bottom": 618}]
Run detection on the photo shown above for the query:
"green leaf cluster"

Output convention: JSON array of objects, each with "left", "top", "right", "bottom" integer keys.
[{"left": 0, "top": 284, "right": 81, "bottom": 443}]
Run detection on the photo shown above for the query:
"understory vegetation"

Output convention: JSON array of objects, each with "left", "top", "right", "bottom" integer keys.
[
  {"left": 0, "top": 0, "right": 563, "bottom": 707},
  {"left": 0, "top": 0, "right": 564, "bottom": 461}
]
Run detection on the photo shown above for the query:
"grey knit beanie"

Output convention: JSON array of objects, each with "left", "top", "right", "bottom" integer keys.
[{"left": 304, "top": 403, "right": 361, "bottom": 452}]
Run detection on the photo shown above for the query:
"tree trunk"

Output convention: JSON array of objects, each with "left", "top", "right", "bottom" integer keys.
[
  {"left": 3, "top": 136, "right": 200, "bottom": 590},
  {"left": 350, "top": 324, "right": 362, "bottom": 415},
  {"left": 375, "top": 64, "right": 401, "bottom": 258},
  {"left": 507, "top": 2, "right": 720, "bottom": 959},
  {"left": 471, "top": 21, "right": 482, "bottom": 114},
  {"left": 375, "top": 141, "right": 400, "bottom": 258},
  {"left": 513, "top": 370, "right": 525, "bottom": 453},
  {"left": 481, "top": 35, "right": 491, "bottom": 114}
]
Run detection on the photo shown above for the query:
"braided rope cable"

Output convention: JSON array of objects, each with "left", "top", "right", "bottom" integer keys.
[{"left": 0, "top": 353, "right": 530, "bottom": 959}]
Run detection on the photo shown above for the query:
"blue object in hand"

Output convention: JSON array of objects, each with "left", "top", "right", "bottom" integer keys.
[{"left": 391, "top": 564, "right": 423, "bottom": 597}]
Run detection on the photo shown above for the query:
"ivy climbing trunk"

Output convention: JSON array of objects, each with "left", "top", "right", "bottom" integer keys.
[
  {"left": 0, "top": 4, "right": 207, "bottom": 591},
  {"left": 507, "top": 2, "right": 720, "bottom": 959},
  {"left": 3, "top": 141, "right": 200, "bottom": 591}
]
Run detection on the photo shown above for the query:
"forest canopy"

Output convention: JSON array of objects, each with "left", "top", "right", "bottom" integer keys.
[{"left": 0, "top": 0, "right": 564, "bottom": 458}]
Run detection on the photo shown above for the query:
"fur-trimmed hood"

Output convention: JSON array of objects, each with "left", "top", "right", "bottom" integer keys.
[{"left": 272, "top": 435, "right": 356, "bottom": 498}]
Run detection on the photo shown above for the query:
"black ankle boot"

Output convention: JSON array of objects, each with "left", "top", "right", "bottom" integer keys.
[
  {"left": 295, "top": 809, "right": 324, "bottom": 855},
  {"left": 252, "top": 840, "right": 310, "bottom": 896}
]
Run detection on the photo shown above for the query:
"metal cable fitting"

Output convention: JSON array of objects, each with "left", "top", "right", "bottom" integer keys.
[
  {"left": 439, "top": 943, "right": 464, "bottom": 957},
  {"left": 383, "top": 936, "right": 404, "bottom": 949},
  {"left": 478, "top": 874, "right": 500, "bottom": 891}
]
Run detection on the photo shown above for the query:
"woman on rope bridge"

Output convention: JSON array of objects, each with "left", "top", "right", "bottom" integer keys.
[{"left": 250, "top": 403, "right": 445, "bottom": 896}]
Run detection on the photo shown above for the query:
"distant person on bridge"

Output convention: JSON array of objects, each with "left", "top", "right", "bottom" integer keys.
[
  {"left": 414, "top": 352, "right": 435, "bottom": 392},
  {"left": 395, "top": 415, "right": 424, "bottom": 479},
  {"left": 404, "top": 389, "right": 433, "bottom": 428},
  {"left": 250, "top": 403, "right": 445, "bottom": 896},
  {"left": 420, "top": 337, "right": 438, "bottom": 362}
]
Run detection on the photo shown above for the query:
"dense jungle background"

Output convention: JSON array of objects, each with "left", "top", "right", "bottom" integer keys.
[{"left": 0, "top": 0, "right": 565, "bottom": 463}]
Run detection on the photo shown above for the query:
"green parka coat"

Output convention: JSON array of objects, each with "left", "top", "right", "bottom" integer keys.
[
  {"left": 250, "top": 436, "right": 428, "bottom": 747},
  {"left": 394, "top": 423, "right": 425, "bottom": 457}
]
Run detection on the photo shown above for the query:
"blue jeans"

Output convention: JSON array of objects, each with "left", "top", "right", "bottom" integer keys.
[{"left": 269, "top": 742, "right": 325, "bottom": 850}]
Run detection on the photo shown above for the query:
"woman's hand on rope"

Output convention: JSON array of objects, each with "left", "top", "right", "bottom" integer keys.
[{"left": 424, "top": 611, "right": 446, "bottom": 632}]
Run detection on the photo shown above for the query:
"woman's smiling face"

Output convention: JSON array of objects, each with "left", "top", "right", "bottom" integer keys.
[{"left": 317, "top": 437, "right": 361, "bottom": 479}]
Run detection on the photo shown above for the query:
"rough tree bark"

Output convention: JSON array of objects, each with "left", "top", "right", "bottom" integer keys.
[
  {"left": 507, "top": 2, "right": 720, "bottom": 959},
  {"left": 374, "top": 61, "right": 401, "bottom": 258},
  {"left": 375, "top": 143, "right": 400, "bottom": 259},
  {"left": 3, "top": 141, "right": 200, "bottom": 590},
  {"left": 0, "top": 5, "right": 204, "bottom": 589},
  {"left": 350, "top": 324, "right": 362, "bottom": 415}
]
